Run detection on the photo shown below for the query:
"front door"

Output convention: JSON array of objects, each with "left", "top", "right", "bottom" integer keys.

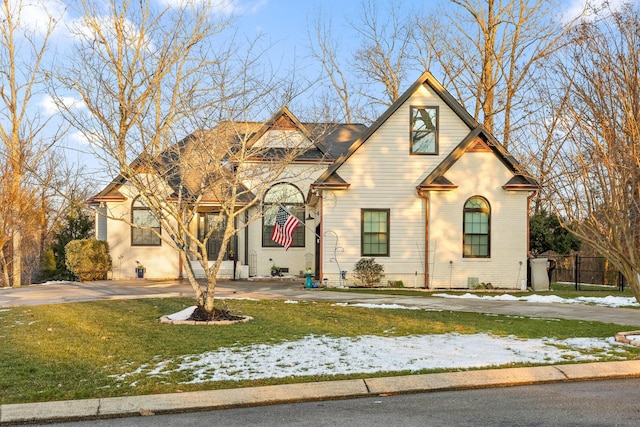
[{"left": 198, "top": 212, "right": 234, "bottom": 260}]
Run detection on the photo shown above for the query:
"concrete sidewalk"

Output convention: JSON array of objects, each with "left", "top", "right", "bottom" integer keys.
[
  {"left": 3, "top": 360, "right": 640, "bottom": 424},
  {"left": 2, "top": 280, "right": 640, "bottom": 423}
]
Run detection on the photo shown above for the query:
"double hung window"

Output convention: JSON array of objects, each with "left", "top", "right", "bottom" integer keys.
[
  {"left": 463, "top": 196, "right": 490, "bottom": 258},
  {"left": 131, "top": 197, "right": 161, "bottom": 246},
  {"left": 361, "top": 209, "right": 390, "bottom": 256}
]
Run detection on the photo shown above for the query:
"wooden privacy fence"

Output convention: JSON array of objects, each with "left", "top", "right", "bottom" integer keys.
[{"left": 548, "top": 254, "right": 625, "bottom": 291}]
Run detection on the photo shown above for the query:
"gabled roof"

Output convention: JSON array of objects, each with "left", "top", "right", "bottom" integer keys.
[
  {"left": 314, "top": 71, "right": 479, "bottom": 185},
  {"left": 246, "top": 106, "right": 312, "bottom": 148},
  {"left": 312, "top": 123, "right": 368, "bottom": 159},
  {"left": 313, "top": 71, "right": 539, "bottom": 192},
  {"left": 89, "top": 108, "right": 366, "bottom": 205},
  {"left": 311, "top": 172, "right": 350, "bottom": 189},
  {"left": 418, "top": 127, "right": 539, "bottom": 191},
  {"left": 244, "top": 107, "right": 365, "bottom": 161},
  {"left": 90, "top": 175, "right": 127, "bottom": 202}
]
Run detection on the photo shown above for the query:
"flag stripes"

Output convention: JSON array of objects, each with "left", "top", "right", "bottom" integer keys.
[{"left": 271, "top": 205, "right": 301, "bottom": 250}]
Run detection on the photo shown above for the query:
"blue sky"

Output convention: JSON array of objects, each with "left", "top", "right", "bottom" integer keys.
[{"left": 4, "top": 0, "right": 618, "bottom": 188}]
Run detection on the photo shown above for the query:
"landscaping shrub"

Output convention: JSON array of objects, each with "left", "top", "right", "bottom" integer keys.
[
  {"left": 65, "top": 239, "right": 112, "bottom": 281},
  {"left": 353, "top": 257, "right": 385, "bottom": 287}
]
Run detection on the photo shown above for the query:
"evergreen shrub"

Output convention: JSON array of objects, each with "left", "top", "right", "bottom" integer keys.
[{"left": 65, "top": 239, "right": 112, "bottom": 281}]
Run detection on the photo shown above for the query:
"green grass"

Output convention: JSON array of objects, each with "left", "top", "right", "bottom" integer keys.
[{"left": 0, "top": 298, "right": 638, "bottom": 404}]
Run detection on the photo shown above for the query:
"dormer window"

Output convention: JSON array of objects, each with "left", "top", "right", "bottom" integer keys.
[
  {"left": 410, "top": 106, "right": 438, "bottom": 154},
  {"left": 131, "top": 196, "right": 161, "bottom": 246}
]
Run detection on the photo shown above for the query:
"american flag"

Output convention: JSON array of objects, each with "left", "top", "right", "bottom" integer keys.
[{"left": 271, "top": 205, "right": 301, "bottom": 250}]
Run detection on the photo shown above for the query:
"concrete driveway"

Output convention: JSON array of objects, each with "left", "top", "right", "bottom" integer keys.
[{"left": 1, "top": 279, "right": 640, "bottom": 326}]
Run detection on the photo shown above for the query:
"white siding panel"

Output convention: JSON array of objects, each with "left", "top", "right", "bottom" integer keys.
[
  {"left": 321, "top": 84, "right": 472, "bottom": 287},
  {"left": 105, "top": 197, "right": 180, "bottom": 280},
  {"left": 429, "top": 152, "right": 529, "bottom": 289}
]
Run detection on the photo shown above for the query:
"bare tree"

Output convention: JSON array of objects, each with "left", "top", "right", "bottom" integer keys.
[
  {"left": 350, "top": 0, "right": 415, "bottom": 110},
  {"left": 548, "top": 3, "right": 640, "bottom": 301},
  {"left": 415, "top": 0, "right": 579, "bottom": 149},
  {"left": 308, "top": 12, "right": 355, "bottom": 123},
  {"left": 519, "top": 65, "right": 576, "bottom": 214},
  {"left": 309, "top": 0, "right": 417, "bottom": 124},
  {"left": 56, "top": 0, "right": 319, "bottom": 318},
  {"left": 0, "top": 0, "right": 61, "bottom": 287}
]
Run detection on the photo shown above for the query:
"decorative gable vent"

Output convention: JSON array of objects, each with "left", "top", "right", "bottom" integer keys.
[{"left": 466, "top": 138, "right": 491, "bottom": 152}]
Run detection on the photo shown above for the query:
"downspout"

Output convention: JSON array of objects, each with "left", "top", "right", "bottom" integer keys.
[
  {"left": 244, "top": 210, "right": 249, "bottom": 272},
  {"left": 526, "top": 191, "right": 537, "bottom": 256},
  {"left": 417, "top": 188, "right": 430, "bottom": 288},
  {"left": 178, "top": 208, "right": 186, "bottom": 280},
  {"left": 318, "top": 193, "right": 323, "bottom": 282}
]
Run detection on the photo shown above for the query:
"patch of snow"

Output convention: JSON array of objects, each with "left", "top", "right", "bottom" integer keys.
[
  {"left": 284, "top": 300, "right": 299, "bottom": 304},
  {"left": 433, "top": 293, "right": 639, "bottom": 308},
  {"left": 574, "top": 296, "right": 638, "bottom": 308},
  {"left": 112, "top": 333, "right": 630, "bottom": 385},
  {"left": 165, "top": 306, "right": 196, "bottom": 321},
  {"left": 334, "top": 302, "right": 421, "bottom": 310},
  {"left": 627, "top": 334, "right": 640, "bottom": 342},
  {"left": 27, "top": 281, "right": 75, "bottom": 287}
]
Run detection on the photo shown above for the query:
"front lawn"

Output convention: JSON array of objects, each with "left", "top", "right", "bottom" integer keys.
[{"left": 0, "top": 298, "right": 637, "bottom": 404}]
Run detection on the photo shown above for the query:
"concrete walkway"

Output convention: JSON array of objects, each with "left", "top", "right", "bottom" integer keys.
[
  {"left": 1, "top": 280, "right": 640, "bottom": 423},
  {"left": 3, "top": 279, "right": 639, "bottom": 326}
]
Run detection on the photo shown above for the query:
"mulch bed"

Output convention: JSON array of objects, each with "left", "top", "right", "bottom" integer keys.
[{"left": 189, "top": 306, "right": 246, "bottom": 322}]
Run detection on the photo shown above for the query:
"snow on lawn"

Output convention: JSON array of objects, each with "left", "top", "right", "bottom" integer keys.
[
  {"left": 113, "top": 300, "right": 639, "bottom": 386},
  {"left": 433, "top": 293, "right": 639, "bottom": 308},
  {"left": 112, "top": 333, "right": 630, "bottom": 385}
]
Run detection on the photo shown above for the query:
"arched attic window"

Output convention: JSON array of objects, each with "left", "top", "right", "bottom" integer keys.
[
  {"left": 463, "top": 196, "right": 490, "bottom": 258},
  {"left": 262, "top": 183, "right": 305, "bottom": 247},
  {"left": 131, "top": 196, "right": 161, "bottom": 246}
]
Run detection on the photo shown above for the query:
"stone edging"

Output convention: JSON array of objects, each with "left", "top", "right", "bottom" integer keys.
[
  {"left": 158, "top": 315, "right": 253, "bottom": 326},
  {"left": 614, "top": 331, "right": 640, "bottom": 347}
]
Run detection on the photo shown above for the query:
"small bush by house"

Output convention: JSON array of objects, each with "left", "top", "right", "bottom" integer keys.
[
  {"left": 65, "top": 239, "right": 112, "bottom": 281},
  {"left": 353, "top": 258, "right": 385, "bottom": 287}
]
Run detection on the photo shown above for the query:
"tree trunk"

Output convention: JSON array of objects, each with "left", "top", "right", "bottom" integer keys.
[{"left": 12, "top": 230, "right": 21, "bottom": 287}]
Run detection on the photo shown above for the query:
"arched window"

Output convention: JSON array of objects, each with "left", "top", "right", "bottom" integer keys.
[
  {"left": 262, "top": 183, "right": 305, "bottom": 247},
  {"left": 131, "top": 196, "right": 161, "bottom": 246},
  {"left": 463, "top": 196, "right": 490, "bottom": 258}
]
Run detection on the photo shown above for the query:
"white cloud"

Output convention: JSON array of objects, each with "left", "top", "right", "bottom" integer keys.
[
  {"left": 156, "top": 0, "right": 267, "bottom": 16},
  {"left": 563, "top": 0, "right": 628, "bottom": 22},
  {"left": 69, "top": 130, "right": 90, "bottom": 146},
  {"left": 68, "top": 13, "right": 148, "bottom": 46},
  {"left": 39, "top": 94, "right": 86, "bottom": 116},
  {"left": 1, "top": 0, "right": 68, "bottom": 36}
]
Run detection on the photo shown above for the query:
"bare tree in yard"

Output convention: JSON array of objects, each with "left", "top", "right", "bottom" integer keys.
[
  {"left": 548, "top": 3, "right": 640, "bottom": 302},
  {"left": 0, "top": 0, "right": 61, "bottom": 287},
  {"left": 56, "top": 0, "right": 317, "bottom": 318},
  {"left": 309, "top": 0, "right": 417, "bottom": 123},
  {"left": 415, "top": 0, "right": 579, "bottom": 150}
]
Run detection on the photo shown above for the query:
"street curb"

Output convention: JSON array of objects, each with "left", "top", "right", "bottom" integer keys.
[{"left": 3, "top": 361, "right": 640, "bottom": 424}]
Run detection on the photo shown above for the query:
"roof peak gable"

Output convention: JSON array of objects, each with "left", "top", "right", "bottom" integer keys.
[
  {"left": 419, "top": 127, "right": 539, "bottom": 190},
  {"left": 315, "top": 71, "right": 480, "bottom": 185}
]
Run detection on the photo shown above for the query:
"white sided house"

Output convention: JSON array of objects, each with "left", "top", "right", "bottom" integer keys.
[{"left": 90, "top": 71, "right": 538, "bottom": 289}]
